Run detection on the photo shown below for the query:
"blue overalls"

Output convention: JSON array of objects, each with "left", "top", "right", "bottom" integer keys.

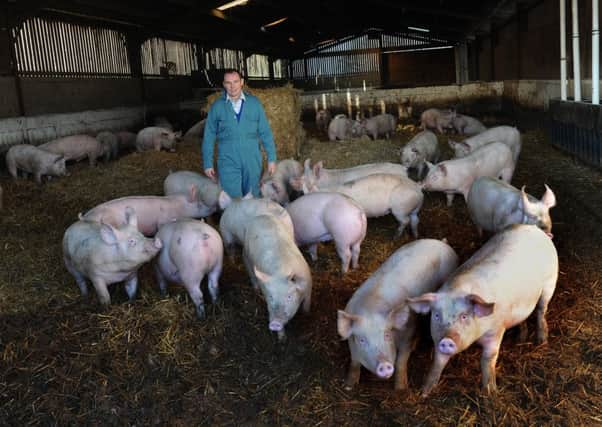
[{"left": 202, "top": 91, "right": 277, "bottom": 197}]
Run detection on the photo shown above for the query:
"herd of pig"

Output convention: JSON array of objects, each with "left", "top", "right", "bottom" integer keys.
[{"left": 7, "top": 108, "right": 560, "bottom": 397}]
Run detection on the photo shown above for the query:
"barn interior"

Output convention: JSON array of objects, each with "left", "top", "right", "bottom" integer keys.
[{"left": 1, "top": 0, "right": 601, "bottom": 425}]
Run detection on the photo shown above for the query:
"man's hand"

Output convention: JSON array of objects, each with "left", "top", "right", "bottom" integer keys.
[
  {"left": 267, "top": 162, "right": 276, "bottom": 176},
  {"left": 204, "top": 168, "right": 217, "bottom": 182}
]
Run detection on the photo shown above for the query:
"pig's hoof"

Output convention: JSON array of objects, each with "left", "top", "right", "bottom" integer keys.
[{"left": 196, "top": 306, "right": 206, "bottom": 320}]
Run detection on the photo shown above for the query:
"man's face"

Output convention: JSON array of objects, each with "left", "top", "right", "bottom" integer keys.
[{"left": 223, "top": 72, "right": 244, "bottom": 100}]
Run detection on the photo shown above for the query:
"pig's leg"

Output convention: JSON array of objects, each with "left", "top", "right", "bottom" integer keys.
[
  {"left": 88, "top": 153, "right": 96, "bottom": 167},
  {"left": 517, "top": 322, "right": 528, "bottom": 342},
  {"left": 417, "top": 163, "right": 425, "bottom": 180},
  {"left": 479, "top": 330, "right": 504, "bottom": 394},
  {"left": 34, "top": 172, "right": 43, "bottom": 185},
  {"left": 91, "top": 279, "right": 111, "bottom": 306},
  {"left": 391, "top": 204, "right": 410, "bottom": 239},
  {"left": 394, "top": 330, "right": 416, "bottom": 390},
  {"left": 186, "top": 281, "right": 206, "bottom": 320},
  {"left": 350, "top": 241, "right": 361, "bottom": 269},
  {"left": 307, "top": 243, "right": 318, "bottom": 261},
  {"left": 124, "top": 275, "right": 139, "bottom": 302},
  {"left": 536, "top": 283, "right": 555, "bottom": 344},
  {"left": 301, "top": 292, "right": 311, "bottom": 313},
  {"left": 410, "top": 211, "right": 420, "bottom": 238},
  {"left": 421, "top": 351, "right": 451, "bottom": 397},
  {"left": 344, "top": 360, "right": 361, "bottom": 390},
  {"left": 153, "top": 262, "right": 169, "bottom": 297},
  {"left": 446, "top": 193, "right": 455, "bottom": 207},
  {"left": 207, "top": 263, "right": 222, "bottom": 303},
  {"left": 335, "top": 242, "right": 351, "bottom": 274},
  {"left": 65, "top": 258, "right": 89, "bottom": 298}
]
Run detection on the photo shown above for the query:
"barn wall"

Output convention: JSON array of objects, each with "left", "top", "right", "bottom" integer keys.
[
  {"left": 0, "top": 77, "right": 21, "bottom": 117},
  {"left": 386, "top": 48, "right": 455, "bottom": 87}
]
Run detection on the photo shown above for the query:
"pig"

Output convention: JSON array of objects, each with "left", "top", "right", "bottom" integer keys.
[
  {"left": 243, "top": 214, "right": 312, "bottom": 340},
  {"left": 39, "top": 135, "right": 109, "bottom": 166},
  {"left": 135, "top": 126, "right": 182, "bottom": 152},
  {"left": 449, "top": 125, "right": 521, "bottom": 164},
  {"left": 96, "top": 131, "right": 119, "bottom": 160},
  {"left": 286, "top": 192, "right": 367, "bottom": 274},
  {"left": 184, "top": 119, "right": 206, "bottom": 139},
  {"left": 421, "top": 142, "right": 515, "bottom": 207},
  {"left": 302, "top": 173, "right": 424, "bottom": 239},
  {"left": 6, "top": 144, "right": 67, "bottom": 184},
  {"left": 361, "top": 113, "right": 397, "bottom": 140},
  {"left": 450, "top": 113, "right": 487, "bottom": 136},
  {"left": 420, "top": 108, "right": 455, "bottom": 133},
  {"left": 81, "top": 185, "right": 207, "bottom": 236},
  {"left": 315, "top": 109, "right": 332, "bottom": 132},
  {"left": 338, "top": 239, "right": 459, "bottom": 390},
  {"left": 153, "top": 116, "right": 173, "bottom": 130},
  {"left": 400, "top": 130, "right": 440, "bottom": 178},
  {"left": 328, "top": 115, "right": 363, "bottom": 141},
  {"left": 219, "top": 194, "right": 294, "bottom": 255},
  {"left": 163, "top": 170, "right": 226, "bottom": 217},
  {"left": 260, "top": 159, "right": 303, "bottom": 205},
  {"left": 116, "top": 131, "right": 137, "bottom": 151},
  {"left": 154, "top": 219, "right": 223, "bottom": 319},
  {"left": 407, "top": 224, "right": 559, "bottom": 396},
  {"left": 467, "top": 176, "right": 557, "bottom": 237},
  {"left": 63, "top": 207, "right": 163, "bottom": 305},
  {"left": 291, "top": 159, "right": 408, "bottom": 191}
]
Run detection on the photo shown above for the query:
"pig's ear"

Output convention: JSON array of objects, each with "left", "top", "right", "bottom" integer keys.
[
  {"left": 175, "top": 131, "right": 182, "bottom": 138},
  {"left": 254, "top": 266, "right": 272, "bottom": 284},
  {"left": 289, "top": 176, "right": 303, "bottom": 191},
  {"left": 218, "top": 191, "right": 231, "bottom": 209},
  {"left": 448, "top": 140, "right": 457, "bottom": 148},
  {"left": 304, "top": 158, "right": 312, "bottom": 173},
  {"left": 389, "top": 305, "right": 411, "bottom": 330},
  {"left": 438, "top": 164, "right": 447, "bottom": 175},
  {"left": 337, "top": 310, "right": 360, "bottom": 340},
  {"left": 407, "top": 293, "right": 437, "bottom": 314},
  {"left": 467, "top": 294, "right": 494, "bottom": 317},
  {"left": 161, "top": 130, "right": 170, "bottom": 137},
  {"left": 124, "top": 206, "right": 138, "bottom": 229},
  {"left": 186, "top": 184, "right": 197, "bottom": 202},
  {"left": 242, "top": 191, "right": 254, "bottom": 200},
  {"left": 424, "top": 161, "right": 435, "bottom": 171},
  {"left": 411, "top": 147, "right": 419, "bottom": 153},
  {"left": 460, "top": 141, "right": 470, "bottom": 150},
  {"left": 519, "top": 185, "right": 534, "bottom": 212},
  {"left": 99, "top": 222, "right": 118, "bottom": 245},
  {"left": 541, "top": 184, "right": 557, "bottom": 208},
  {"left": 55, "top": 155, "right": 65, "bottom": 163},
  {"left": 313, "top": 161, "right": 324, "bottom": 178},
  {"left": 271, "top": 181, "right": 282, "bottom": 194}
]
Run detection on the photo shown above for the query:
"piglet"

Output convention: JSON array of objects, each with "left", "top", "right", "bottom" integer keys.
[
  {"left": 315, "top": 109, "right": 332, "bottom": 132},
  {"left": 6, "top": 144, "right": 67, "bottom": 184},
  {"left": 449, "top": 125, "right": 521, "bottom": 164},
  {"left": 420, "top": 108, "right": 455, "bottom": 133},
  {"left": 155, "top": 219, "right": 223, "bottom": 319},
  {"left": 408, "top": 225, "right": 558, "bottom": 396},
  {"left": 328, "top": 115, "right": 362, "bottom": 141},
  {"left": 338, "top": 239, "right": 459, "bottom": 390},
  {"left": 136, "top": 126, "right": 181, "bottom": 152},
  {"left": 260, "top": 159, "right": 303, "bottom": 206},
  {"left": 164, "top": 170, "right": 226, "bottom": 217},
  {"left": 39, "top": 135, "right": 109, "bottom": 166},
  {"left": 450, "top": 114, "right": 487, "bottom": 135},
  {"left": 361, "top": 113, "right": 397, "bottom": 140},
  {"left": 400, "top": 130, "right": 440, "bottom": 178},
  {"left": 63, "top": 207, "right": 162, "bottom": 305}
]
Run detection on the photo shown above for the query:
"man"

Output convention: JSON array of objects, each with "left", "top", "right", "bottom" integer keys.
[{"left": 202, "top": 69, "right": 277, "bottom": 197}]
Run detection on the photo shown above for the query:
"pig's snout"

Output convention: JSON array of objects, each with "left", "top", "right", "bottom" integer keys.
[
  {"left": 437, "top": 337, "right": 457, "bottom": 355},
  {"left": 376, "top": 362, "right": 394, "bottom": 379},
  {"left": 269, "top": 320, "right": 283, "bottom": 332}
]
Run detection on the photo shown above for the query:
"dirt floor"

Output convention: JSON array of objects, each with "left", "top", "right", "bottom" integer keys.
[{"left": 0, "top": 121, "right": 601, "bottom": 426}]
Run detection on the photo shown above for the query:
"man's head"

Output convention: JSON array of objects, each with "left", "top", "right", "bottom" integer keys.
[{"left": 223, "top": 69, "right": 244, "bottom": 100}]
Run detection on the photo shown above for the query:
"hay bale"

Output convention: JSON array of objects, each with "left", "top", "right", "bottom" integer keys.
[{"left": 204, "top": 84, "right": 304, "bottom": 161}]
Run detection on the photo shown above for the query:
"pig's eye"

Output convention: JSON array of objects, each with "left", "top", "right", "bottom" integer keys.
[
  {"left": 287, "top": 294, "right": 293, "bottom": 301},
  {"left": 128, "top": 238, "right": 136, "bottom": 247},
  {"left": 460, "top": 313, "right": 469, "bottom": 321},
  {"left": 433, "top": 313, "right": 440, "bottom": 321},
  {"left": 357, "top": 336, "right": 367, "bottom": 347},
  {"left": 384, "top": 331, "right": 392, "bottom": 342}
]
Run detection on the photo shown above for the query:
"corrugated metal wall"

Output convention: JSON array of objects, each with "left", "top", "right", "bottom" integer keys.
[{"left": 141, "top": 38, "right": 197, "bottom": 76}]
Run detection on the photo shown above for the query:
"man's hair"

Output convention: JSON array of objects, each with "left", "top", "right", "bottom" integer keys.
[{"left": 223, "top": 68, "right": 243, "bottom": 80}]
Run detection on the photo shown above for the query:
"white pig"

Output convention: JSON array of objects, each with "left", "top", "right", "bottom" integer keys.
[
  {"left": 6, "top": 144, "right": 67, "bottom": 184},
  {"left": 467, "top": 176, "right": 557, "bottom": 237},
  {"left": 450, "top": 114, "right": 487, "bottom": 135},
  {"left": 286, "top": 192, "right": 367, "bottom": 273},
  {"left": 136, "top": 127, "right": 182, "bottom": 152},
  {"left": 408, "top": 225, "right": 558, "bottom": 396},
  {"left": 400, "top": 130, "right": 440, "bottom": 178},
  {"left": 81, "top": 186, "right": 206, "bottom": 236},
  {"left": 420, "top": 108, "right": 455, "bottom": 133},
  {"left": 360, "top": 113, "right": 397, "bottom": 140},
  {"left": 260, "top": 159, "right": 303, "bottom": 205},
  {"left": 315, "top": 109, "right": 332, "bottom": 132},
  {"left": 337, "top": 239, "right": 459, "bottom": 390},
  {"left": 449, "top": 125, "right": 521, "bottom": 164},
  {"left": 328, "top": 115, "right": 363, "bottom": 141},
  {"left": 154, "top": 219, "right": 223, "bottom": 319},
  {"left": 421, "top": 142, "right": 515, "bottom": 207},
  {"left": 302, "top": 173, "right": 424, "bottom": 239},
  {"left": 63, "top": 207, "right": 162, "bottom": 305},
  {"left": 218, "top": 194, "right": 294, "bottom": 255},
  {"left": 243, "top": 214, "right": 312, "bottom": 340},
  {"left": 96, "top": 131, "right": 120, "bottom": 160},
  {"left": 39, "top": 135, "right": 109, "bottom": 166},
  {"left": 163, "top": 170, "right": 226, "bottom": 217}
]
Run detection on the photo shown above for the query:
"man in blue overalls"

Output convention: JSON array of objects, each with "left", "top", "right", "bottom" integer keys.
[{"left": 202, "top": 69, "right": 277, "bottom": 197}]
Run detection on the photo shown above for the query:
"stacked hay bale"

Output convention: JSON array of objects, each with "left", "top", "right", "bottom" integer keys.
[{"left": 203, "top": 83, "right": 304, "bottom": 162}]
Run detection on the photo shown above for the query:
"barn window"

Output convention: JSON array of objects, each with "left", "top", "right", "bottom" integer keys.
[
  {"left": 272, "top": 59, "right": 288, "bottom": 79},
  {"left": 246, "top": 54, "right": 269, "bottom": 79},
  {"left": 12, "top": 17, "right": 131, "bottom": 77},
  {"left": 205, "top": 48, "right": 245, "bottom": 70},
  {"left": 141, "top": 37, "right": 198, "bottom": 76}
]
